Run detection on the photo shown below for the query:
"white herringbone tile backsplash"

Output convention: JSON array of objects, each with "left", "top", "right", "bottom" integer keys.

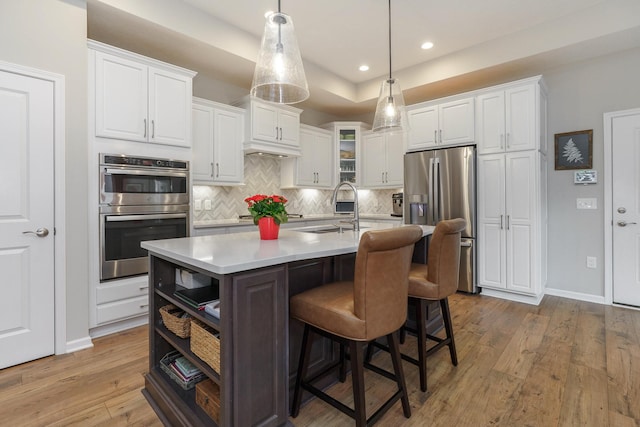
[{"left": 193, "top": 155, "right": 401, "bottom": 221}]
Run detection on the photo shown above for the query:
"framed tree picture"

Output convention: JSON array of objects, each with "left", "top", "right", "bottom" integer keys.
[{"left": 554, "top": 129, "right": 593, "bottom": 170}]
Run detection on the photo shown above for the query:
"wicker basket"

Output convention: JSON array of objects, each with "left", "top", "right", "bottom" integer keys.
[
  {"left": 159, "top": 304, "right": 191, "bottom": 338},
  {"left": 195, "top": 379, "right": 220, "bottom": 423},
  {"left": 190, "top": 319, "right": 221, "bottom": 373}
]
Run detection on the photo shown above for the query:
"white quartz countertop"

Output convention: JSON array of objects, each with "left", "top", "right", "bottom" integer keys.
[
  {"left": 193, "top": 214, "right": 402, "bottom": 229},
  {"left": 142, "top": 222, "right": 434, "bottom": 275}
]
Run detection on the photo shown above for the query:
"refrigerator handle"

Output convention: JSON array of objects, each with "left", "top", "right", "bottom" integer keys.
[{"left": 433, "top": 157, "right": 440, "bottom": 224}]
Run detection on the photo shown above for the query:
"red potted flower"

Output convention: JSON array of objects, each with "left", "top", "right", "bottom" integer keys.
[{"left": 244, "top": 194, "right": 288, "bottom": 239}]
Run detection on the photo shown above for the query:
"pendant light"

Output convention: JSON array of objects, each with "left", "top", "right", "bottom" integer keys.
[
  {"left": 251, "top": 0, "right": 309, "bottom": 104},
  {"left": 372, "top": 0, "right": 407, "bottom": 133}
]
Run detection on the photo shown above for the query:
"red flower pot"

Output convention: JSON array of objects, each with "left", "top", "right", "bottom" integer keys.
[{"left": 258, "top": 217, "right": 280, "bottom": 240}]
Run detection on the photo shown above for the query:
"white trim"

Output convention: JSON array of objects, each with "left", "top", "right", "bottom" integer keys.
[
  {"left": 89, "top": 316, "right": 148, "bottom": 339},
  {"left": 66, "top": 336, "right": 94, "bottom": 353},
  {"left": 0, "top": 60, "right": 68, "bottom": 355},
  {"left": 479, "top": 288, "right": 544, "bottom": 305},
  {"left": 544, "top": 287, "right": 607, "bottom": 305},
  {"left": 603, "top": 108, "right": 640, "bottom": 307}
]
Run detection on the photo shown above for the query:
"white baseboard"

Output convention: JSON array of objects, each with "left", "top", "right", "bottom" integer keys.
[
  {"left": 544, "top": 287, "right": 607, "bottom": 305},
  {"left": 479, "top": 287, "right": 544, "bottom": 305},
  {"left": 65, "top": 336, "right": 94, "bottom": 354},
  {"left": 89, "top": 315, "right": 148, "bottom": 339}
]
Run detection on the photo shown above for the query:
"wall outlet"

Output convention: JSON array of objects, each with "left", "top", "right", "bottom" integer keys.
[
  {"left": 204, "top": 199, "right": 212, "bottom": 210},
  {"left": 194, "top": 199, "right": 202, "bottom": 211},
  {"left": 586, "top": 256, "right": 597, "bottom": 269}
]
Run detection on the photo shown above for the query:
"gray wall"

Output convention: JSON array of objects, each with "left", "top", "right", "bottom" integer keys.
[
  {"left": 0, "top": 0, "right": 90, "bottom": 343},
  {"left": 544, "top": 46, "right": 640, "bottom": 298}
]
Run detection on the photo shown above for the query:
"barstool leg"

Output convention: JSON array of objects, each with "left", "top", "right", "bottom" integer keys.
[
  {"left": 441, "top": 297, "right": 458, "bottom": 366},
  {"left": 388, "top": 331, "right": 411, "bottom": 418},
  {"left": 339, "top": 343, "right": 347, "bottom": 382},
  {"left": 415, "top": 298, "right": 428, "bottom": 392},
  {"left": 349, "top": 341, "right": 367, "bottom": 427},
  {"left": 291, "top": 324, "right": 313, "bottom": 417}
]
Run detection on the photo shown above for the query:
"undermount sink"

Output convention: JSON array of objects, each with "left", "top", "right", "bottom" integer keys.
[{"left": 297, "top": 225, "right": 369, "bottom": 234}]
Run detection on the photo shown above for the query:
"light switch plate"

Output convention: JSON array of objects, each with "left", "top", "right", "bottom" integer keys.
[
  {"left": 194, "top": 199, "right": 202, "bottom": 211},
  {"left": 576, "top": 198, "right": 597, "bottom": 210},
  {"left": 204, "top": 199, "right": 212, "bottom": 210}
]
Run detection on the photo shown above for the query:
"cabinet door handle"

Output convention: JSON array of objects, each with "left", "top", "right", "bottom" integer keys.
[
  {"left": 275, "top": 126, "right": 279, "bottom": 140},
  {"left": 500, "top": 134, "right": 504, "bottom": 150},
  {"left": 151, "top": 120, "right": 155, "bottom": 139},
  {"left": 507, "top": 215, "right": 510, "bottom": 230},
  {"left": 500, "top": 214, "right": 503, "bottom": 230},
  {"left": 434, "top": 130, "right": 438, "bottom": 143},
  {"left": 216, "top": 163, "right": 220, "bottom": 178},
  {"left": 506, "top": 133, "right": 510, "bottom": 149},
  {"left": 439, "top": 129, "right": 442, "bottom": 144},
  {"left": 280, "top": 127, "right": 283, "bottom": 140},
  {"left": 385, "top": 172, "right": 388, "bottom": 183},
  {"left": 210, "top": 162, "right": 214, "bottom": 178},
  {"left": 144, "top": 119, "right": 147, "bottom": 138}
]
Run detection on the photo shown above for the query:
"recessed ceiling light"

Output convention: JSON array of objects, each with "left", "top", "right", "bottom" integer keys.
[
  {"left": 421, "top": 41, "right": 434, "bottom": 50},
  {"left": 359, "top": 65, "right": 370, "bottom": 72}
]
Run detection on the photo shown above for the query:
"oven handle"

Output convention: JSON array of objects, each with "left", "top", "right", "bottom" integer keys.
[
  {"left": 105, "top": 213, "right": 188, "bottom": 222},
  {"left": 103, "top": 168, "right": 188, "bottom": 178}
]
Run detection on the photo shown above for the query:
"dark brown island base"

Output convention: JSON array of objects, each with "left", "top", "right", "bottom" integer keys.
[{"left": 141, "top": 223, "right": 435, "bottom": 426}]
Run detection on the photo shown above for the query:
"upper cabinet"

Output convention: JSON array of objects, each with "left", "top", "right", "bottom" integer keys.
[
  {"left": 281, "top": 125, "right": 334, "bottom": 189},
  {"left": 90, "top": 41, "right": 196, "bottom": 147},
  {"left": 236, "top": 97, "right": 302, "bottom": 157},
  {"left": 406, "top": 97, "right": 474, "bottom": 151},
  {"left": 361, "top": 131, "right": 404, "bottom": 189},
  {"left": 476, "top": 83, "right": 541, "bottom": 155},
  {"left": 322, "top": 122, "right": 370, "bottom": 186},
  {"left": 192, "top": 97, "right": 245, "bottom": 185}
]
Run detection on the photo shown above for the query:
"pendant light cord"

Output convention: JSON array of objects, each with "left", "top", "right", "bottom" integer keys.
[{"left": 388, "top": 0, "right": 392, "bottom": 82}]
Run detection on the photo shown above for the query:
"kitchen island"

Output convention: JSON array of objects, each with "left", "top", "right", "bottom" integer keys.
[{"left": 141, "top": 222, "right": 434, "bottom": 427}]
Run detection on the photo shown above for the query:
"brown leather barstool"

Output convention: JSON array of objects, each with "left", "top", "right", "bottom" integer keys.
[
  {"left": 406, "top": 218, "right": 465, "bottom": 392},
  {"left": 290, "top": 226, "right": 423, "bottom": 427}
]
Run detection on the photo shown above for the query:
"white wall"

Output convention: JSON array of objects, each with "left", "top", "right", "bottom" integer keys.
[
  {"left": 544, "top": 46, "right": 640, "bottom": 297},
  {"left": 0, "top": 0, "right": 90, "bottom": 343}
]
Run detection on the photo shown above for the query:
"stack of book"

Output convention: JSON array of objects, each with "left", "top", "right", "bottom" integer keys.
[
  {"left": 160, "top": 351, "right": 206, "bottom": 390},
  {"left": 169, "top": 355, "right": 205, "bottom": 384},
  {"left": 174, "top": 286, "right": 219, "bottom": 310}
]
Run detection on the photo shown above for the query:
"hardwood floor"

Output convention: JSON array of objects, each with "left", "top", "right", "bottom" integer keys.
[{"left": 1, "top": 294, "right": 639, "bottom": 426}]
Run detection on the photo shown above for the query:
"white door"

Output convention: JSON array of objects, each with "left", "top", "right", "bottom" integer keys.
[
  {"left": 0, "top": 69, "right": 55, "bottom": 368},
  {"left": 612, "top": 111, "right": 640, "bottom": 307}
]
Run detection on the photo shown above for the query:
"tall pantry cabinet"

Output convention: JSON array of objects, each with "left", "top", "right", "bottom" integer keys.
[{"left": 476, "top": 76, "right": 548, "bottom": 305}]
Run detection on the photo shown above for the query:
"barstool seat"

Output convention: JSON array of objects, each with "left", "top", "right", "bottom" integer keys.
[
  {"left": 290, "top": 226, "right": 423, "bottom": 427},
  {"left": 407, "top": 218, "right": 466, "bottom": 392}
]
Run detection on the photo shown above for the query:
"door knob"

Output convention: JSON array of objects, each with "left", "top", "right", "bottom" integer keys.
[
  {"left": 22, "top": 227, "right": 49, "bottom": 237},
  {"left": 617, "top": 221, "right": 637, "bottom": 227}
]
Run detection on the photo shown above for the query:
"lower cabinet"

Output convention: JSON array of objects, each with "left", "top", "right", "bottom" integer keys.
[
  {"left": 145, "top": 255, "right": 288, "bottom": 427},
  {"left": 93, "top": 275, "right": 149, "bottom": 326}
]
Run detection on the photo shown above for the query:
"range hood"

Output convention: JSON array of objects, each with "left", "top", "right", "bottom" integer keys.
[{"left": 243, "top": 141, "right": 301, "bottom": 158}]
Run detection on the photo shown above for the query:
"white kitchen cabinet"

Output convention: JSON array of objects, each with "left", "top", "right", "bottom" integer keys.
[
  {"left": 192, "top": 97, "right": 244, "bottom": 185},
  {"left": 91, "top": 41, "right": 195, "bottom": 147},
  {"left": 281, "top": 124, "right": 334, "bottom": 188},
  {"left": 406, "top": 97, "right": 474, "bottom": 151},
  {"left": 322, "top": 122, "right": 370, "bottom": 186},
  {"left": 478, "top": 151, "right": 546, "bottom": 303},
  {"left": 476, "top": 83, "right": 538, "bottom": 155},
  {"left": 361, "top": 131, "right": 404, "bottom": 188},
  {"left": 236, "top": 97, "right": 302, "bottom": 157}
]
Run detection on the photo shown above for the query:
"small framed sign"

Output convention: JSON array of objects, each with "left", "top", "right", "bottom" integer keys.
[
  {"left": 574, "top": 169, "right": 597, "bottom": 184},
  {"left": 555, "top": 129, "right": 593, "bottom": 170}
]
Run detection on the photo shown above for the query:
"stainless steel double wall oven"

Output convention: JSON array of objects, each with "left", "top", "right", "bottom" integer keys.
[{"left": 99, "top": 154, "right": 190, "bottom": 281}]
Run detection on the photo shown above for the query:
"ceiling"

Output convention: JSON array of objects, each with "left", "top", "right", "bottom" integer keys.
[{"left": 87, "top": 0, "right": 640, "bottom": 117}]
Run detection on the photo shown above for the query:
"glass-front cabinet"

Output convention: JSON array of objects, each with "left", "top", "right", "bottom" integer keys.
[{"left": 322, "top": 122, "right": 370, "bottom": 186}]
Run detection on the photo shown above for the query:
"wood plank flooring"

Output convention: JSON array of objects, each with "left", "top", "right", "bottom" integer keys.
[{"left": 1, "top": 294, "right": 639, "bottom": 426}]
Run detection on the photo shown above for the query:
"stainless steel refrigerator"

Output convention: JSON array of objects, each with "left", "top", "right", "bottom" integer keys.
[{"left": 404, "top": 146, "right": 477, "bottom": 293}]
